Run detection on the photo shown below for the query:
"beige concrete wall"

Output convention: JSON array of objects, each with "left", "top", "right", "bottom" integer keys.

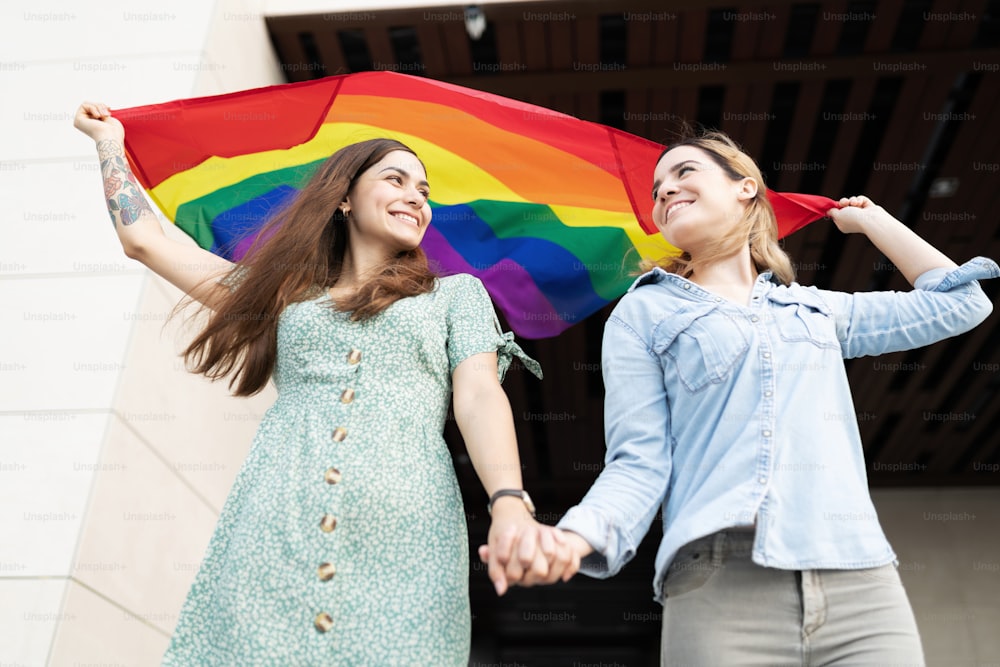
[{"left": 1, "top": 0, "right": 281, "bottom": 664}]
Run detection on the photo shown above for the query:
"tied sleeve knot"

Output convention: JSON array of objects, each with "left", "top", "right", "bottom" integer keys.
[{"left": 497, "top": 329, "right": 543, "bottom": 382}]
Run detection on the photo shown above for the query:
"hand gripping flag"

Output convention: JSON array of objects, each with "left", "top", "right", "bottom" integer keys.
[{"left": 115, "top": 71, "right": 834, "bottom": 338}]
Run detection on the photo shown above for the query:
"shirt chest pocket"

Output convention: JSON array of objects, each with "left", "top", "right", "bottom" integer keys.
[
  {"left": 766, "top": 289, "right": 842, "bottom": 350},
  {"left": 652, "top": 304, "right": 750, "bottom": 394}
]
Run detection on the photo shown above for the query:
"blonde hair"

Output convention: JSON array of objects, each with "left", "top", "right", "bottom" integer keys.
[{"left": 641, "top": 130, "right": 795, "bottom": 285}]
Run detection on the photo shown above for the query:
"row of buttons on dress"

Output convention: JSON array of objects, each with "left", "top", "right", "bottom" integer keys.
[{"left": 314, "top": 348, "right": 361, "bottom": 634}]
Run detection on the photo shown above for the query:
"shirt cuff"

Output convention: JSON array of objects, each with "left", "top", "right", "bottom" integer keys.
[
  {"left": 914, "top": 256, "right": 1000, "bottom": 292},
  {"left": 557, "top": 506, "right": 618, "bottom": 579}
]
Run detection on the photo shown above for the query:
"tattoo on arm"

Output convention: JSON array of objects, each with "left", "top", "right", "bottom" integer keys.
[{"left": 97, "top": 139, "right": 154, "bottom": 229}]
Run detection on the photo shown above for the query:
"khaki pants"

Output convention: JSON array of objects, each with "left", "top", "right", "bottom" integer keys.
[{"left": 660, "top": 530, "right": 925, "bottom": 667}]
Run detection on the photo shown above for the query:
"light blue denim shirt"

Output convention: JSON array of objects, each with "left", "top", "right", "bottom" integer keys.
[{"left": 558, "top": 257, "right": 998, "bottom": 603}]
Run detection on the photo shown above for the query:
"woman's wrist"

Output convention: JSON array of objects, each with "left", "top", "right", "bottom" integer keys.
[
  {"left": 489, "top": 494, "right": 534, "bottom": 520},
  {"left": 94, "top": 135, "right": 123, "bottom": 150},
  {"left": 562, "top": 530, "right": 595, "bottom": 558},
  {"left": 859, "top": 207, "right": 897, "bottom": 234}
]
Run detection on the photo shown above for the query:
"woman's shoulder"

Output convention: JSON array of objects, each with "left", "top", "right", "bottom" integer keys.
[
  {"left": 436, "top": 272, "right": 483, "bottom": 288},
  {"left": 607, "top": 281, "right": 690, "bottom": 344},
  {"left": 434, "top": 272, "right": 487, "bottom": 299},
  {"left": 615, "top": 270, "right": 687, "bottom": 309}
]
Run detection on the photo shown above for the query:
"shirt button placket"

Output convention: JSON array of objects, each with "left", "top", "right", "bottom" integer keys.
[
  {"left": 751, "top": 313, "right": 772, "bottom": 399},
  {"left": 759, "top": 428, "right": 773, "bottom": 486},
  {"left": 753, "top": 306, "right": 775, "bottom": 491}
]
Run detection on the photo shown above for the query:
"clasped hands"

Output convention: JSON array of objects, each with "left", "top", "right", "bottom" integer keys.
[{"left": 479, "top": 500, "right": 592, "bottom": 595}]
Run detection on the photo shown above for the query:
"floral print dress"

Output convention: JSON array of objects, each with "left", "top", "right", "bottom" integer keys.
[{"left": 162, "top": 274, "right": 541, "bottom": 666}]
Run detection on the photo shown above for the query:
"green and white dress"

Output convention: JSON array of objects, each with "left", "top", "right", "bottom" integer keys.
[{"left": 162, "top": 273, "right": 541, "bottom": 666}]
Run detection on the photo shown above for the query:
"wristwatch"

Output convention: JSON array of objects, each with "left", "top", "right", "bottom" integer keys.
[{"left": 487, "top": 489, "right": 536, "bottom": 517}]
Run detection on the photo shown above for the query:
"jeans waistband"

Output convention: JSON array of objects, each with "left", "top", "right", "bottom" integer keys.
[{"left": 676, "top": 528, "right": 756, "bottom": 565}]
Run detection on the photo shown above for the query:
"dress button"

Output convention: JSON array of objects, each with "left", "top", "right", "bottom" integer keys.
[
  {"left": 332, "top": 427, "right": 347, "bottom": 442},
  {"left": 683, "top": 284, "right": 691, "bottom": 290},
  {"left": 714, "top": 297, "right": 722, "bottom": 302},
  {"left": 751, "top": 315, "right": 760, "bottom": 323},
  {"left": 320, "top": 514, "right": 338, "bottom": 533},
  {"left": 764, "top": 390, "right": 773, "bottom": 398},
  {"left": 758, "top": 477, "right": 767, "bottom": 484},
  {"left": 324, "top": 467, "right": 342, "bottom": 484},
  {"left": 314, "top": 612, "right": 334, "bottom": 633},
  {"left": 762, "top": 352, "right": 771, "bottom": 359},
  {"left": 318, "top": 562, "right": 337, "bottom": 581},
  {"left": 347, "top": 349, "right": 362, "bottom": 364},
  {"left": 763, "top": 430, "right": 772, "bottom": 438},
  {"left": 340, "top": 388, "right": 355, "bottom": 404}
]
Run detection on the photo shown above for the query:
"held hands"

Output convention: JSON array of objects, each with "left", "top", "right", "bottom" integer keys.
[
  {"left": 478, "top": 500, "right": 590, "bottom": 595},
  {"left": 827, "top": 195, "right": 893, "bottom": 235},
  {"left": 73, "top": 102, "right": 124, "bottom": 143}
]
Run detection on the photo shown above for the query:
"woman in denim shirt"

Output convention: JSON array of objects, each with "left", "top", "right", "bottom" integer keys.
[{"left": 549, "top": 132, "right": 998, "bottom": 664}]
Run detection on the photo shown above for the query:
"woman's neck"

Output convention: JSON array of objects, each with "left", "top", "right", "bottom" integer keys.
[
  {"left": 688, "top": 249, "right": 759, "bottom": 305},
  {"left": 335, "top": 246, "right": 391, "bottom": 291}
]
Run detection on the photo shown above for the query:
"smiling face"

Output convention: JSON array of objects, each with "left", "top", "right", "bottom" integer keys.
[
  {"left": 651, "top": 145, "right": 757, "bottom": 257},
  {"left": 343, "top": 149, "right": 432, "bottom": 256}
]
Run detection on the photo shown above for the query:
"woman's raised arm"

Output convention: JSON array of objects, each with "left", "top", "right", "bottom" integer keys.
[
  {"left": 74, "top": 102, "right": 234, "bottom": 307},
  {"left": 827, "top": 195, "right": 957, "bottom": 285}
]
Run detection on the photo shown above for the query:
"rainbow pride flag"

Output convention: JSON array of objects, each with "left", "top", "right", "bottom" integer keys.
[{"left": 116, "top": 71, "right": 833, "bottom": 338}]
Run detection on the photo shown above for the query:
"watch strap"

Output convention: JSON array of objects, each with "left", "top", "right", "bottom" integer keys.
[{"left": 487, "top": 489, "right": 535, "bottom": 516}]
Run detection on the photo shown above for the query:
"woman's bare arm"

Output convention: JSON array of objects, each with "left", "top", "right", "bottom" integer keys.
[{"left": 75, "top": 101, "right": 234, "bottom": 307}]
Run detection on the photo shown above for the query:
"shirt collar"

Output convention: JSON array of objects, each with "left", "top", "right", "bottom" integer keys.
[
  {"left": 626, "top": 267, "right": 668, "bottom": 293},
  {"left": 628, "top": 267, "right": 777, "bottom": 293}
]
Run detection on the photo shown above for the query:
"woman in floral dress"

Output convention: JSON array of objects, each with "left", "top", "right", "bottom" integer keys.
[{"left": 74, "top": 101, "right": 572, "bottom": 666}]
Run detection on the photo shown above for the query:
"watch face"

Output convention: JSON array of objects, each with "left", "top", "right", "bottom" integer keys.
[{"left": 521, "top": 491, "right": 536, "bottom": 514}]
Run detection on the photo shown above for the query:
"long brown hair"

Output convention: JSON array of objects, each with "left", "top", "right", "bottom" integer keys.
[
  {"left": 642, "top": 131, "right": 795, "bottom": 285},
  {"left": 184, "top": 138, "right": 436, "bottom": 396}
]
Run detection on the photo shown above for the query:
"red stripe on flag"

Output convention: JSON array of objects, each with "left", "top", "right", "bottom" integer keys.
[{"left": 116, "top": 76, "right": 343, "bottom": 189}]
